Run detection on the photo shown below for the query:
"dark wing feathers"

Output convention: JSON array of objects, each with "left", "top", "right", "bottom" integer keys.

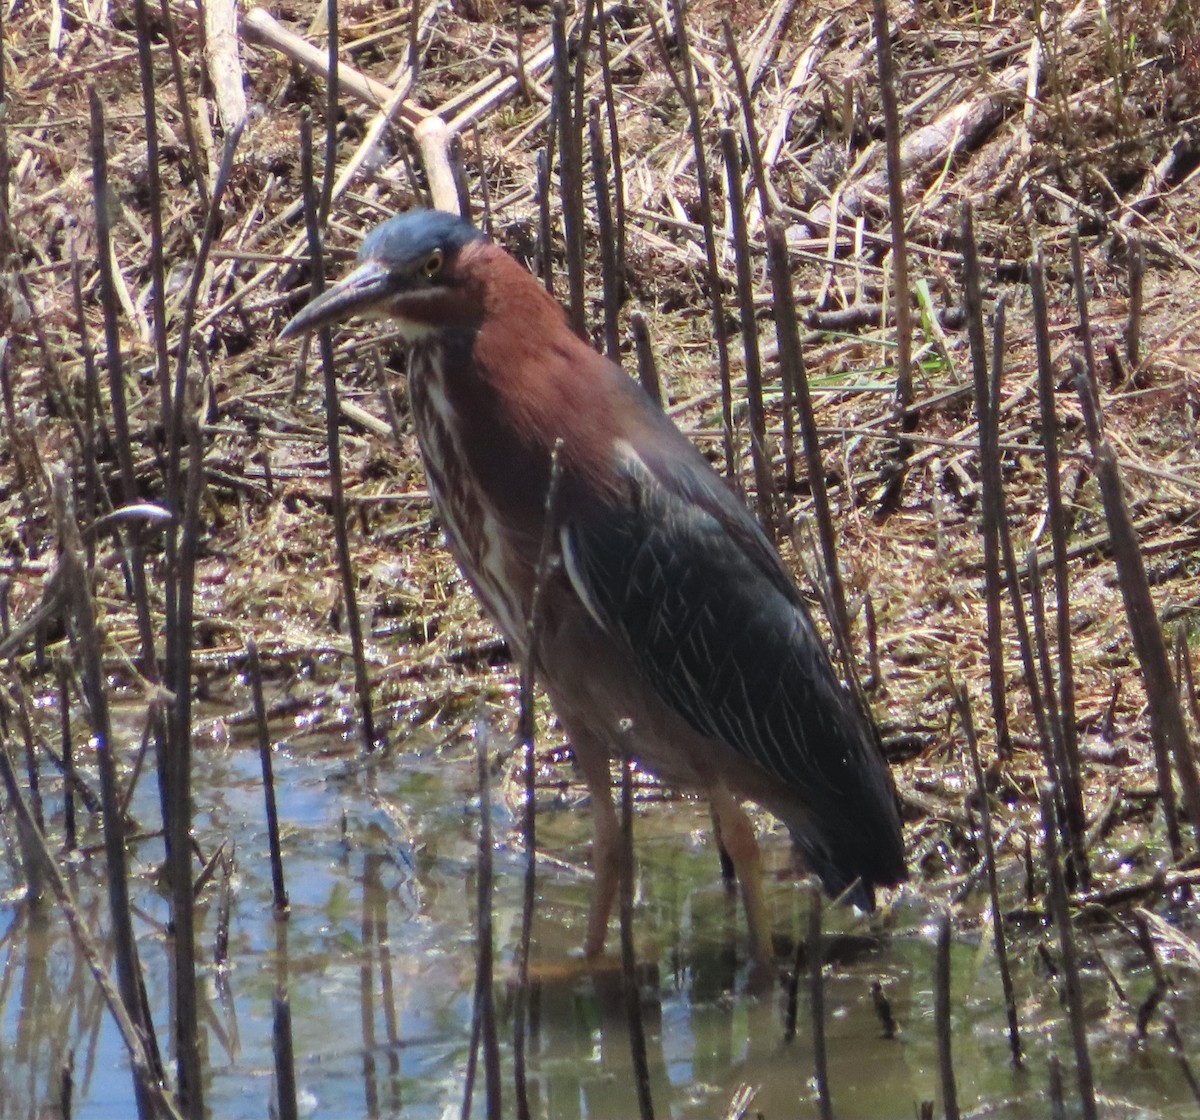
[
  {"left": 562, "top": 439, "right": 905, "bottom": 897},
  {"left": 565, "top": 446, "right": 856, "bottom": 792}
]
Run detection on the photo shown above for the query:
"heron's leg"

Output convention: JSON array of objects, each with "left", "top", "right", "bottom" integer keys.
[
  {"left": 709, "top": 788, "right": 773, "bottom": 966},
  {"left": 572, "top": 737, "right": 620, "bottom": 958}
]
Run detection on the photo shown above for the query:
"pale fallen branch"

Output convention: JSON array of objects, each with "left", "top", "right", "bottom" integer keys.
[{"left": 205, "top": 0, "right": 247, "bottom": 131}]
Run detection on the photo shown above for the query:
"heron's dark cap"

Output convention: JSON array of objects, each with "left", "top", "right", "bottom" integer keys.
[{"left": 359, "top": 208, "right": 487, "bottom": 268}]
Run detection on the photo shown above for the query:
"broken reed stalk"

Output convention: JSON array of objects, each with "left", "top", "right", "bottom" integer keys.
[
  {"left": 248, "top": 639, "right": 289, "bottom": 913},
  {"left": 619, "top": 752, "right": 655, "bottom": 1120},
  {"left": 952, "top": 683, "right": 1022, "bottom": 1067},
  {"left": 50, "top": 472, "right": 162, "bottom": 1120},
  {"left": 934, "top": 908, "right": 960, "bottom": 1120},
  {"left": 764, "top": 220, "right": 854, "bottom": 669},
  {"left": 513, "top": 440, "right": 564, "bottom": 1120},
  {"left": 721, "top": 127, "right": 777, "bottom": 532},
  {"left": 630, "top": 312, "right": 664, "bottom": 409},
  {"left": 1029, "top": 252, "right": 1087, "bottom": 884},
  {"left": 650, "top": 0, "right": 736, "bottom": 482},
  {"left": 959, "top": 203, "right": 1010, "bottom": 759},
  {"left": 588, "top": 99, "right": 621, "bottom": 362},
  {"left": 809, "top": 889, "right": 833, "bottom": 1120},
  {"left": 551, "top": 0, "right": 587, "bottom": 337},
  {"left": 298, "top": 111, "right": 379, "bottom": 752},
  {"left": 1039, "top": 784, "right": 1097, "bottom": 1120},
  {"left": 1072, "top": 352, "right": 1200, "bottom": 849},
  {"left": 474, "top": 730, "right": 503, "bottom": 1120}
]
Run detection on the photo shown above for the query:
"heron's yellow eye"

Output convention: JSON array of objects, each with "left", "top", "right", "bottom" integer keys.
[{"left": 423, "top": 249, "right": 444, "bottom": 279}]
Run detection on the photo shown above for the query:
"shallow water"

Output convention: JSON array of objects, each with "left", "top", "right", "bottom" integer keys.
[{"left": 2, "top": 713, "right": 1198, "bottom": 1119}]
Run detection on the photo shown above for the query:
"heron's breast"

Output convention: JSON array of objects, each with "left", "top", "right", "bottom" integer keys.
[{"left": 407, "top": 349, "right": 533, "bottom": 654}]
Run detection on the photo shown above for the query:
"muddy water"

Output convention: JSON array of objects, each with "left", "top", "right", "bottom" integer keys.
[{"left": 1, "top": 714, "right": 1197, "bottom": 1119}]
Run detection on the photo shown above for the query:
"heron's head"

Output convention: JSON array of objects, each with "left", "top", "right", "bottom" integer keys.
[{"left": 280, "top": 209, "right": 488, "bottom": 343}]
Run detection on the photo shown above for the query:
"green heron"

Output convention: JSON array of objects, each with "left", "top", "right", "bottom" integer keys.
[{"left": 281, "top": 209, "right": 905, "bottom": 963}]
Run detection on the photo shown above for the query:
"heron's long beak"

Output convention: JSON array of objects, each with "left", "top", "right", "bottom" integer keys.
[{"left": 279, "top": 258, "right": 396, "bottom": 340}]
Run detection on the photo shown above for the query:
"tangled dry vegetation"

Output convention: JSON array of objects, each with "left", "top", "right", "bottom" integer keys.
[{"left": 3, "top": 0, "right": 1200, "bottom": 907}]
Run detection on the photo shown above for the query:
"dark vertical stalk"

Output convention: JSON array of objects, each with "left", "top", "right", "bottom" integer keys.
[
  {"left": 68, "top": 257, "right": 101, "bottom": 568},
  {"left": 809, "top": 890, "right": 833, "bottom": 1120},
  {"left": 650, "top": 0, "right": 736, "bottom": 481},
  {"left": 407, "top": 0, "right": 421, "bottom": 80},
  {"left": 953, "top": 683, "right": 1021, "bottom": 1067},
  {"left": 87, "top": 89, "right": 157, "bottom": 680},
  {"left": 132, "top": 0, "right": 172, "bottom": 437},
  {"left": 298, "top": 112, "right": 379, "bottom": 752},
  {"left": 161, "top": 123, "right": 243, "bottom": 1120},
  {"left": 1047, "top": 1054, "right": 1066, "bottom": 1120},
  {"left": 552, "top": 0, "right": 587, "bottom": 337},
  {"left": 272, "top": 920, "right": 300, "bottom": 1120},
  {"left": 725, "top": 21, "right": 797, "bottom": 490},
  {"left": 1073, "top": 352, "right": 1197, "bottom": 850},
  {"left": 1126, "top": 235, "right": 1143, "bottom": 367},
  {"left": 630, "top": 312, "right": 663, "bottom": 409},
  {"left": 620, "top": 754, "right": 655, "bottom": 1120},
  {"left": 721, "top": 128, "right": 777, "bottom": 532},
  {"left": 1039, "top": 784, "right": 1097, "bottom": 1120},
  {"left": 1027, "top": 547, "right": 1087, "bottom": 886},
  {"left": 723, "top": 19, "right": 772, "bottom": 222},
  {"left": 50, "top": 474, "right": 159, "bottom": 1120},
  {"left": 248, "top": 639, "right": 289, "bottom": 913},
  {"left": 588, "top": 100, "right": 621, "bottom": 362},
  {"left": 472, "top": 123, "right": 493, "bottom": 237},
  {"left": 870, "top": 0, "right": 912, "bottom": 410},
  {"left": 960, "top": 203, "right": 1010, "bottom": 759},
  {"left": 474, "top": 731, "right": 502, "bottom": 1120},
  {"left": 0, "top": 0, "right": 7, "bottom": 260},
  {"left": 765, "top": 221, "right": 852, "bottom": 663},
  {"left": 536, "top": 144, "right": 555, "bottom": 296},
  {"left": 1030, "top": 252, "right": 1087, "bottom": 884},
  {"left": 57, "top": 660, "right": 76, "bottom": 852},
  {"left": 156, "top": 0, "right": 208, "bottom": 210},
  {"left": 359, "top": 854, "right": 379, "bottom": 1117},
  {"left": 513, "top": 441, "right": 563, "bottom": 1120},
  {"left": 320, "top": 0, "right": 339, "bottom": 225},
  {"left": 934, "top": 908, "right": 960, "bottom": 1120},
  {"left": 595, "top": 8, "right": 625, "bottom": 273}
]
